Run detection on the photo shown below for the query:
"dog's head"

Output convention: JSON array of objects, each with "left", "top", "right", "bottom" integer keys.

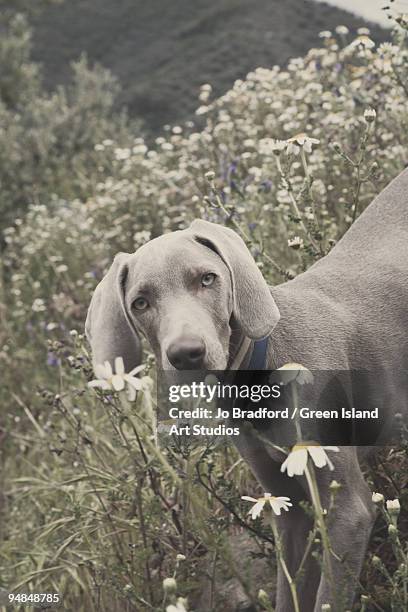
[{"left": 85, "top": 220, "right": 280, "bottom": 372}]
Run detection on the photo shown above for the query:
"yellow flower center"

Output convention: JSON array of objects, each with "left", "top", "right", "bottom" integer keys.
[
  {"left": 292, "top": 441, "right": 320, "bottom": 450},
  {"left": 289, "top": 132, "right": 306, "bottom": 142}
]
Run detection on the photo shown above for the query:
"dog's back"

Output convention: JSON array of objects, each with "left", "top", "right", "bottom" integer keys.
[
  {"left": 271, "top": 168, "right": 408, "bottom": 368},
  {"left": 269, "top": 169, "right": 408, "bottom": 442}
]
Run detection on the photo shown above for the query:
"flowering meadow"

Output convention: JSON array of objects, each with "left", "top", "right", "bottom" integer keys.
[{"left": 1, "top": 10, "right": 408, "bottom": 612}]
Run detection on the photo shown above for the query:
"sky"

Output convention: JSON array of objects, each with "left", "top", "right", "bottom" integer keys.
[{"left": 314, "top": 0, "right": 408, "bottom": 27}]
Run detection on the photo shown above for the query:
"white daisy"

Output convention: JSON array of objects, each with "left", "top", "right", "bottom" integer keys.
[
  {"left": 335, "top": 25, "right": 349, "bottom": 35},
  {"left": 374, "top": 56, "right": 393, "bottom": 73},
  {"left": 241, "top": 492, "right": 292, "bottom": 518},
  {"left": 277, "top": 363, "right": 314, "bottom": 385},
  {"left": 378, "top": 42, "right": 398, "bottom": 55},
  {"left": 372, "top": 492, "right": 384, "bottom": 504},
  {"left": 88, "top": 357, "right": 146, "bottom": 401},
  {"left": 166, "top": 598, "right": 188, "bottom": 612},
  {"left": 259, "top": 137, "right": 286, "bottom": 156},
  {"left": 287, "top": 236, "right": 304, "bottom": 250},
  {"left": 281, "top": 443, "right": 339, "bottom": 477},
  {"left": 270, "top": 139, "right": 287, "bottom": 153},
  {"left": 286, "top": 133, "right": 320, "bottom": 155},
  {"left": 386, "top": 499, "right": 400, "bottom": 515},
  {"left": 348, "top": 35, "right": 375, "bottom": 51},
  {"left": 163, "top": 577, "right": 177, "bottom": 593},
  {"left": 364, "top": 108, "right": 376, "bottom": 123}
]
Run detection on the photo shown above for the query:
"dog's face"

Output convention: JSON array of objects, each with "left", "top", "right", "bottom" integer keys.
[
  {"left": 86, "top": 219, "right": 280, "bottom": 374},
  {"left": 125, "top": 232, "right": 233, "bottom": 370}
]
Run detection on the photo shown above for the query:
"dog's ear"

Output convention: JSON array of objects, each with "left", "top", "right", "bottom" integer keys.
[
  {"left": 189, "top": 219, "right": 280, "bottom": 339},
  {"left": 85, "top": 253, "right": 142, "bottom": 371}
]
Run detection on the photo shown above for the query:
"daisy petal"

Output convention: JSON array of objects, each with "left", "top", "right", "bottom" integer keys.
[
  {"left": 241, "top": 495, "right": 258, "bottom": 503},
  {"left": 280, "top": 455, "right": 291, "bottom": 473},
  {"left": 103, "top": 361, "right": 113, "bottom": 378},
  {"left": 308, "top": 446, "right": 327, "bottom": 468},
  {"left": 125, "top": 376, "right": 143, "bottom": 390},
  {"left": 297, "top": 369, "right": 314, "bottom": 385},
  {"left": 249, "top": 501, "right": 264, "bottom": 520},
  {"left": 94, "top": 364, "right": 108, "bottom": 379},
  {"left": 88, "top": 379, "right": 110, "bottom": 390},
  {"left": 111, "top": 374, "right": 125, "bottom": 391},
  {"left": 115, "top": 356, "right": 125, "bottom": 375},
  {"left": 128, "top": 364, "right": 146, "bottom": 377},
  {"left": 291, "top": 448, "right": 309, "bottom": 476},
  {"left": 127, "top": 385, "right": 137, "bottom": 402},
  {"left": 282, "top": 448, "right": 308, "bottom": 477}
]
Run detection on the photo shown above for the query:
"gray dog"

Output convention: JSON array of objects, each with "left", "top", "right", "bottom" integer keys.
[{"left": 86, "top": 168, "right": 408, "bottom": 611}]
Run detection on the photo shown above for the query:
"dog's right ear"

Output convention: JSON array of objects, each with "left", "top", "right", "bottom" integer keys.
[
  {"left": 189, "top": 220, "right": 280, "bottom": 339},
  {"left": 85, "top": 253, "right": 142, "bottom": 372}
]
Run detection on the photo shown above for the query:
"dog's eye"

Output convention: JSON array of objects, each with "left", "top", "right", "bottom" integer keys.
[
  {"left": 132, "top": 297, "right": 149, "bottom": 311},
  {"left": 201, "top": 272, "right": 216, "bottom": 287}
]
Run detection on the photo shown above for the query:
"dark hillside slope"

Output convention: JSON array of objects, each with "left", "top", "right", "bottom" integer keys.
[{"left": 31, "top": 0, "right": 387, "bottom": 132}]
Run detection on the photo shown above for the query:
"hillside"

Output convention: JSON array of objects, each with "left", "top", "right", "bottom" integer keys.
[{"left": 30, "top": 0, "right": 387, "bottom": 132}]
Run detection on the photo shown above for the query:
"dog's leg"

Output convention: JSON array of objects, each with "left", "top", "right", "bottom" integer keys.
[
  {"left": 312, "top": 453, "right": 376, "bottom": 611},
  {"left": 312, "top": 495, "right": 375, "bottom": 611},
  {"left": 234, "top": 428, "right": 321, "bottom": 611},
  {"left": 274, "top": 509, "right": 320, "bottom": 612}
]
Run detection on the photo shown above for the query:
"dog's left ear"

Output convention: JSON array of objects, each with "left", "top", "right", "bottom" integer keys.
[
  {"left": 85, "top": 253, "right": 142, "bottom": 371},
  {"left": 189, "top": 219, "right": 280, "bottom": 339}
]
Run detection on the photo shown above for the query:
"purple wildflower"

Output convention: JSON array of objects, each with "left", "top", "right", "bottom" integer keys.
[
  {"left": 47, "top": 352, "right": 60, "bottom": 367},
  {"left": 260, "top": 179, "right": 273, "bottom": 192}
]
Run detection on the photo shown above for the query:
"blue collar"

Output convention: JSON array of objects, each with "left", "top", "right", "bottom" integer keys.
[{"left": 247, "top": 337, "right": 269, "bottom": 370}]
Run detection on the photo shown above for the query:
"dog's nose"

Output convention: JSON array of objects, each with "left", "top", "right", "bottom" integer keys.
[{"left": 166, "top": 336, "right": 206, "bottom": 369}]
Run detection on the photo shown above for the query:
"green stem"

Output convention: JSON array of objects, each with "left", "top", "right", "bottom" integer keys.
[
  {"left": 291, "top": 382, "right": 302, "bottom": 442},
  {"left": 304, "top": 465, "right": 337, "bottom": 607},
  {"left": 300, "top": 148, "right": 317, "bottom": 222},
  {"left": 295, "top": 523, "right": 318, "bottom": 583},
  {"left": 269, "top": 512, "right": 300, "bottom": 612},
  {"left": 351, "top": 123, "right": 372, "bottom": 224},
  {"left": 275, "top": 156, "right": 320, "bottom": 252}
]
